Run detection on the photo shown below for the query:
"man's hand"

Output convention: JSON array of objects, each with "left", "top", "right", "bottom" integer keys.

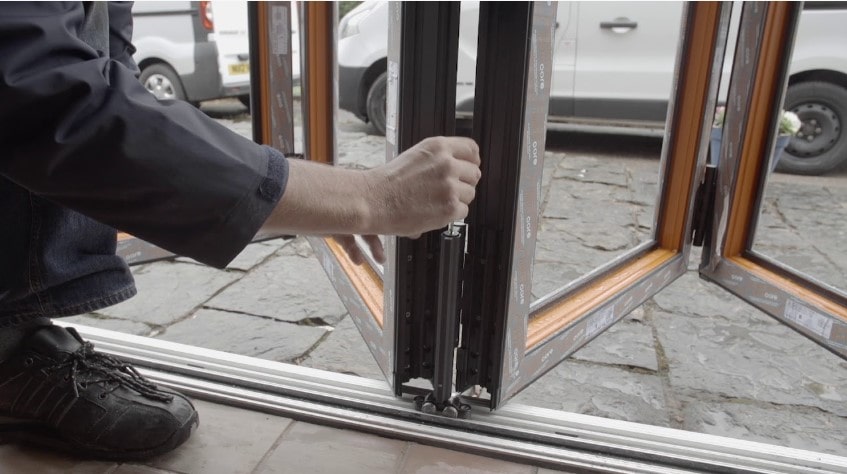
[
  {"left": 363, "top": 136, "right": 481, "bottom": 237},
  {"left": 261, "top": 136, "right": 482, "bottom": 260}
]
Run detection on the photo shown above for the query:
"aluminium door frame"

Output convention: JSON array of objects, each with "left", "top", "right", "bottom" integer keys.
[
  {"left": 383, "top": 2, "right": 463, "bottom": 396},
  {"left": 455, "top": 1, "right": 561, "bottom": 406}
]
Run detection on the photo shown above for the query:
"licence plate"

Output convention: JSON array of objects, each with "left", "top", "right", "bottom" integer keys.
[{"left": 228, "top": 62, "right": 249, "bottom": 75}]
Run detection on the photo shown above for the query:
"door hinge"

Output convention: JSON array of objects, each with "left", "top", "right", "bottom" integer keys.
[
  {"left": 691, "top": 165, "right": 718, "bottom": 247},
  {"left": 413, "top": 222, "right": 472, "bottom": 419}
]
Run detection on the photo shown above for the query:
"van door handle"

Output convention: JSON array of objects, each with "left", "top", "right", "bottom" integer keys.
[{"left": 600, "top": 20, "right": 638, "bottom": 30}]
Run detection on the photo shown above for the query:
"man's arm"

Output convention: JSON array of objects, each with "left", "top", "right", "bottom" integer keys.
[
  {"left": 262, "top": 136, "right": 481, "bottom": 237},
  {"left": 0, "top": 4, "right": 480, "bottom": 268},
  {"left": 264, "top": 136, "right": 480, "bottom": 265},
  {"left": 0, "top": 3, "right": 286, "bottom": 268}
]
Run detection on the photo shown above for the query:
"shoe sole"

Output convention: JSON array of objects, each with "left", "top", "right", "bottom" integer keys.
[{"left": 0, "top": 410, "right": 199, "bottom": 461}]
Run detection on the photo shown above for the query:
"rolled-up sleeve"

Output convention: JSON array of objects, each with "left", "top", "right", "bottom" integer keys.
[{"left": 0, "top": 2, "right": 288, "bottom": 268}]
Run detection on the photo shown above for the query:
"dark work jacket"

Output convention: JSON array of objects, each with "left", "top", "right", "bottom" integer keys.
[{"left": 0, "top": 2, "right": 288, "bottom": 319}]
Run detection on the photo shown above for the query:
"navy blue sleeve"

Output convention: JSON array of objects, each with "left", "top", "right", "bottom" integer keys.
[
  {"left": 0, "top": 2, "right": 289, "bottom": 268},
  {"left": 107, "top": 1, "right": 140, "bottom": 76}
]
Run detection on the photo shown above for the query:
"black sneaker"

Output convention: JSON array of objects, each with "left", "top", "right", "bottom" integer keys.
[{"left": 0, "top": 325, "right": 198, "bottom": 460}]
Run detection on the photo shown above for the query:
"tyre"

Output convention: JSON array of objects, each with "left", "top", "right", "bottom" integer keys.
[
  {"left": 778, "top": 81, "right": 847, "bottom": 175},
  {"left": 366, "top": 72, "right": 387, "bottom": 136},
  {"left": 139, "top": 63, "right": 187, "bottom": 102},
  {"left": 238, "top": 94, "right": 251, "bottom": 109}
]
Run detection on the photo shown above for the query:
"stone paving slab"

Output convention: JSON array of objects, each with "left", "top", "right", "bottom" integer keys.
[
  {"left": 530, "top": 260, "right": 585, "bottom": 301},
  {"left": 569, "top": 310, "right": 659, "bottom": 372},
  {"left": 149, "top": 399, "right": 292, "bottom": 474},
  {"left": 757, "top": 181, "right": 847, "bottom": 290},
  {"left": 678, "top": 395, "right": 847, "bottom": 455},
  {"left": 300, "top": 315, "right": 386, "bottom": 380},
  {"left": 553, "top": 156, "right": 632, "bottom": 187},
  {"left": 336, "top": 129, "right": 387, "bottom": 170},
  {"left": 206, "top": 238, "right": 348, "bottom": 326},
  {"left": 652, "top": 272, "right": 764, "bottom": 320},
  {"left": 0, "top": 445, "right": 115, "bottom": 473},
  {"left": 177, "top": 240, "right": 284, "bottom": 272},
  {"left": 652, "top": 276, "right": 847, "bottom": 418},
  {"left": 512, "top": 361, "right": 670, "bottom": 427},
  {"left": 536, "top": 215, "right": 634, "bottom": 259},
  {"left": 64, "top": 313, "right": 153, "bottom": 336},
  {"left": 97, "top": 261, "right": 240, "bottom": 327},
  {"left": 156, "top": 308, "right": 327, "bottom": 362}
]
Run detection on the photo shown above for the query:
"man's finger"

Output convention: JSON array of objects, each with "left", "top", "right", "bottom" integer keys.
[
  {"left": 449, "top": 201, "right": 470, "bottom": 221},
  {"left": 448, "top": 137, "right": 481, "bottom": 165},
  {"left": 455, "top": 160, "right": 482, "bottom": 186},
  {"left": 362, "top": 235, "right": 385, "bottom": 264},
  {"left": 456, "top": 182, "right": 476, "bottom": 205},
  {"left": 334, "top": 235, "right": 364, "bottom": 265}
]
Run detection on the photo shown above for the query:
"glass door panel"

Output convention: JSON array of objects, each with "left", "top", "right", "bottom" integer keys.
[
  {"left": 700, "top": 1, "right": 847, "bottom": 358},
  {"left": 280, "top": 2, "right": 393, "bottom": 380},
  {"left": 751, "top": 3, "right": 847, "bottom": 297},
  {"left": 530, "top": 1, "right": 685, "bottom": 302},
  {"left": 754, "top": 173, "right": 847, "bottom": 295},
  {"left": 461, "top": 2, "right": 730, "bottom": 408}
]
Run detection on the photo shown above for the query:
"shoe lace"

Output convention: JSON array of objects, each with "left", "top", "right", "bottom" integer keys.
[{"left": 48, "top": 342, "right": 173, "bottom": 403}]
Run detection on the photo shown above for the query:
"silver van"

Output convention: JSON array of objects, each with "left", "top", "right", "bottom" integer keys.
[
  {"left": 131, "top": 1, "right": 250, "bottom": 106},
  {"left": 338, "top": 2, "right": 847, "bottom": 175}
]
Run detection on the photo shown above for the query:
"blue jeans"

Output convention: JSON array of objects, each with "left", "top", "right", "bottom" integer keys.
[{"left": 0, "top": 176, "right": 136, "bottom": 329}]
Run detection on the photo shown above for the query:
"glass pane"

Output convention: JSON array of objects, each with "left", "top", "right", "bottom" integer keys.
[
  {"left": 515, "top": 2, "right": 847, "bottom": 457},
  {"left": 514, "top": 269, "right": 847, "bottom": 455},
  {"left": 755, "top": 173, "right": 847, "bottom": 294},
  {"left": 530, "top": 1, "right": 682, "bottom": 303},
  {"left": 751, "top": 5, "right": 847, "bottom": 296}
]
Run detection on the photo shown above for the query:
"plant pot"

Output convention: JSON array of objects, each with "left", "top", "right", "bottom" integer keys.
[{"left": 709, "top": 127, "right": 792, "bottom": 172}]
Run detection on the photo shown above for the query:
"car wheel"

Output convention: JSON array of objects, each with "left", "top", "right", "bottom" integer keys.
[
  {"left": 140, "top": 63, "right": 187, "bottom": 102},
  {"left": 238, "top": 94, "right": 251, "bottom": 109},
  {"left": 777, "top": 81, "right": 847, "bottom": 175},
  {"left": 366, "top": 72, "right": 387, "bottom": 136}
]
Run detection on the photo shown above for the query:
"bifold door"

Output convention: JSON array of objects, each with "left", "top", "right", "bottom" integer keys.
[{"left": 251, "top": 1, "right": 846, "bottom": 411}]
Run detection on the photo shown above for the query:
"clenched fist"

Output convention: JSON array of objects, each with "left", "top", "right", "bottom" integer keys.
[{"left": 364, "top": 136, "right": 482, "bottom": 237}]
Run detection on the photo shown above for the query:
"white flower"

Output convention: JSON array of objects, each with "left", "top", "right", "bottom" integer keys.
[{"left": 779, "top": 110, "right": 802, "bottom": 136}]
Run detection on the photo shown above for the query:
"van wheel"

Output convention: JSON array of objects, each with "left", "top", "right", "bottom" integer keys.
[
  {"left": 777, "top": 81, "right": 847, "bottom": 175},
  {"left": 238, "top": 95, "right": 251, "bottom": 110},
  {"left": 366, "top": 72, "right": 387, "bottom": 136},
  {"left": 140, "top": 64, "right": 187, "bottom": 102}
]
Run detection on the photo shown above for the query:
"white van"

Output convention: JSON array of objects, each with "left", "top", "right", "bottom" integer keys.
[
  {"left": 338, "top": 2, "right": 847, "bottom": 175},
  {"left": 131, "top": 1, "right": 251, "bottom": 106}
]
